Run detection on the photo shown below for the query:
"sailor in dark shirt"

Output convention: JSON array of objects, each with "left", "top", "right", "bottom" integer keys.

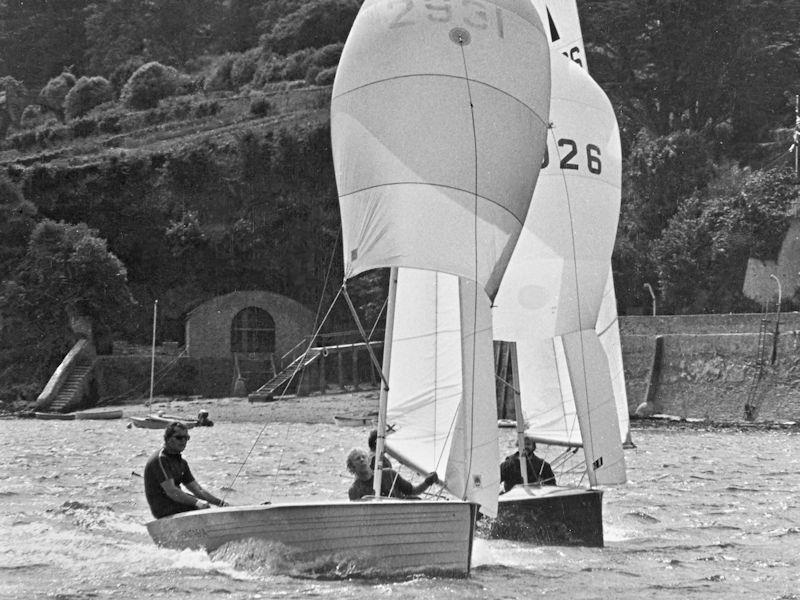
[
  {"left": 367, "top": 429, "right": 392, "bottom": 470},
  {"left": 499, "top": 435, "right": 557, "bottom": 493},
  {"left": 346, "top": 448, "right": 438, "bottom": 500},
  {"left": 144, "top": 422, "right": 228, "bottom": 519}
]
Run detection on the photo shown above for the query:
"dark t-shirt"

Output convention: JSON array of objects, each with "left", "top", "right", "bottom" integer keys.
[
  {"left": 348, "top": 468, "right": 415, "bottom": 500},
  {"left": 500, "top": 451, "right": 556, "bottom": 492},
  {"left": 144, "top": 449, "right": 196, "bottom": 518}
]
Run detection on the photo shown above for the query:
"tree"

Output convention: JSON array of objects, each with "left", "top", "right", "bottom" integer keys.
[
  {"left": 653, "top": 167, "right": 799, "bottom": 313},
  {"left": 83, "top": 0, "right": 223, "bottom": 75},
  {"left": 262, "top": 0, "right": 359, "bottom": 55},
  {"left": 580, "top": 0, "right": 800, "bottom": 158},
  {"left": 0, "top": 220, "right": 135, "bottom": 367},
  {"left": 0, "top": 174, "right": 36, "bottom": 282},
  {"left": 0, "top": 0, "right": 89, "bottom": 84}
]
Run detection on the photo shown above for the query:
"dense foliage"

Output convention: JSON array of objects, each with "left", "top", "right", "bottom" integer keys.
[{"left": 0, "top": 0, "right": 799, "bottom": 397}]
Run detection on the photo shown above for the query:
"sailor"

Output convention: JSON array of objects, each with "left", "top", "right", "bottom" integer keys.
[
  {"left": 346, "top": 448, "right": 438, "bottom": 500},
  {"left": 196, "top": 410, "right": 214, "bottom": 426},
  {"left": 367, "top": 429, "right": 392, "bottom": 470},
  {"left": 143, "top": 422, "right": 228, "bottom": 518},
  {"left": 499, "top": 435, "right": 557, "bottom": 493}
]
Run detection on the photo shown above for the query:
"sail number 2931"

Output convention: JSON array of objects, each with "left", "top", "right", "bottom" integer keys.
[
  {"left": 542, "top": 139, "right": 602, "bottom": 175},
  {"left": 388, "top": 0, "right": 505, "bottom": 38}
]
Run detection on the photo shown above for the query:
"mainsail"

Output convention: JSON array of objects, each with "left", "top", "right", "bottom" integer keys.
[
  {"left": 492, "top": 51, "right": 626, "bottom": 484},
  {"left": 331, "top": 0, "right": 551, "bottom": 516}
]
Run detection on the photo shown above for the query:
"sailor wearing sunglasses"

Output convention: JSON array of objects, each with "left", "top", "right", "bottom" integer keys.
[{"left": 144, "top": 422, "right": 229, "bottom": 518}]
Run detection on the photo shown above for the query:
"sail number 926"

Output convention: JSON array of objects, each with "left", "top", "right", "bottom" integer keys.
[
  {"left": 542, "top": 139, "right": 602, "bottom": 174},
  {"left": 388, "top": 0, "right": 505, "bottom": 38}
]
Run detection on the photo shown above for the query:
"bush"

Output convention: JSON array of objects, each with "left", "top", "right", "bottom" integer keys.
[
  {"left": 110, "top": 57, "right": 145, "bottom": 97},
  {"left": 249, "top": 95, "right": 272, "bottom": 116},
  {"left": 38, "top": 72, "right": 76, "bottom": 118},
  {"left": 121, "top": 62, "right": 184, "bottom": 110},
  {"left": 308, "top": 43, "right": 343, "bottom": 70},
  {"left": 71, "top": 117, "right": 97, "bottom": 137},
  {"left": 231, "top": 48, "right": 262, "bottom": 88},
  {"left": 99, "top": 114, "right": 121, "bottom": 134},
  {"left": 193, "top": 101, "right": 221, "bottom": 118},
  {"left": 8, "top": 130, "right": 37, "bottom": 150},
  {"left": 64, "top": 76, "right": 113, "bottom": 120},
  {"left": 20, "top": 104, "right": 46, "bottom": 128},
  {"left": 314, "top": 66, "right": 337, "bottom": 86},
  {"left": 204, "top": 53, "right": 236, "bottom": 92}
]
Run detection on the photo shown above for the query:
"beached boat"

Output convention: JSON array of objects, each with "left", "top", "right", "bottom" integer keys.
[
  {"left": 129, "top": 415, "right": 197, "bottom": 429},
  {"left": 489, "top": 0, "right": 628, "bottom": 547},
  {"left": 333, "top": 414, "right": 376, "bottom": 427},
  {"left": 34, "top": 411, "right": 76, "bottom": 420},
  {"left": 74, "top": 408, "right": 124, "bottom": 420},
  {"left": 146, "top": 0, "right": 551, "bottom": 576}
]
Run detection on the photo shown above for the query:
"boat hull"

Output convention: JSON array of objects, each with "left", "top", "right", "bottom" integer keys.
[
  {"left": 74, "top": 408, "right": 124, "bottom": 420},
  {"left": 129, "top": 415, "right": 197, "bottom": 429},
  {"left": 147, "top": 499, "right": 477, "bottom": 576},
  {"left": 34, "top": 412, "right": 75, "bottom": 420},
  {"left": 490, "top": 485, "right": 603, "bottom": 547},
  {"left": 333, "top": 415, "right": 375, "bottom": 427}
]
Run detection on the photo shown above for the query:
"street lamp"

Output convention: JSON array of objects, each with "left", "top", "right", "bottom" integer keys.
[
  {"left": 643, "top": 283, "right": 656, "bottom": 316},
  {"left": 770, "top": 274, "right": 782, "bottom": 310}
]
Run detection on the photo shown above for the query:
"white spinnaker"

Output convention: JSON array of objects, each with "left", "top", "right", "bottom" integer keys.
[
  {"left": 386, "top": 270, "right": 500, "bottom": 516},
  {"left": 533, "top": 0, "right": 631, "bottom": 445},
  {"left": 493, "top": 54, "right": 626, "bottom": 485},
  {"left": 331, "top": 0, "right": 550, "bottom": 299},
  {"left": 331, "top": 0, "right": 551, "bottom": 510}
]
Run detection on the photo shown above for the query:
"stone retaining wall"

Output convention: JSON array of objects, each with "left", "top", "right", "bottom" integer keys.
[{"left": 621, "top": 314, "right": 800, "bottom": 422}]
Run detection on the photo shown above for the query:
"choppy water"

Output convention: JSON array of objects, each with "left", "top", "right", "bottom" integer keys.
[{"left": 2, "top": 417, "right": 800, "bottom": 600}]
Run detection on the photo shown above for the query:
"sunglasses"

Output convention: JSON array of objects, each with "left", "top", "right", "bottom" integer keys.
[{"left": 173, "top": 435, "right": 190, "bottom": 441}]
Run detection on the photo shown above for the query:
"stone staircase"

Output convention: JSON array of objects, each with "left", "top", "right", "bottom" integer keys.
[
  {"left": 47, "top": 360, "right": 94, "bottom": 412},
  {"left": 248, "top": 348, "right": 322, "bottom": 402}
]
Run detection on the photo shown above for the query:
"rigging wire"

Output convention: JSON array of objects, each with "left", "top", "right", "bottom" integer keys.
[
  {"left": 224, "top": 285, "right": 345, "bottom": 503},
  {"left": 458, "top": 29, "right": 480, "bottom": 502}
]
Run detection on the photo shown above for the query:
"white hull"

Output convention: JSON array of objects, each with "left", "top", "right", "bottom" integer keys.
[
  {"left": 147, "top": 499, "right": 477, "bottom": 575},
  {"left": 129, "top": 415, "right": 197, "bottom": 429},
  {"left": 74, "top": 408, "right": 124, "bottom": 420}
]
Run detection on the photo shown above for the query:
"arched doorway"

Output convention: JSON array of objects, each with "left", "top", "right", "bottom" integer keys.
[
  {"left": 231, "top": 307, "right": 275, "bottom": 354},
  {"left": 231, "top": 307, "right": 276, "bottom": 391}
]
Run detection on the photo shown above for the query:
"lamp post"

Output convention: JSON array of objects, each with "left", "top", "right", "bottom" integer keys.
[
  {"left": 643, "top": 283, "right": 656, "bottom": 316},
  {"left": 770, "top": 274, "right": 781, "bottom": 311}
]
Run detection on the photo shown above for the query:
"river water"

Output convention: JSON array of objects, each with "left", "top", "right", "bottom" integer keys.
[{"left": 2, "top": 418, "right": 799, "bottom": 600}]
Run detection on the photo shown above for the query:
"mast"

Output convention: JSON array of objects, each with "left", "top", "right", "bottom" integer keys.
[
  {"left": 373, "top": 267, "right": 397, "bottom": 497},
  {"left": 148, "top": 299, "right": 158, "bottom": 409},
  {"left": 794, "top": 94, "right": 799, "bottom": 180}
]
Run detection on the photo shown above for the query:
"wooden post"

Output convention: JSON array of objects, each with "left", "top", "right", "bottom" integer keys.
[
  {"left": 318, "top": 352, "right": 326, "bottom": 394},
  {"left": 351, "top": 346, "right": 359, "bottom": 391},
  {"left": 337, "top": 348, "right": 345, "bottom": 390}
]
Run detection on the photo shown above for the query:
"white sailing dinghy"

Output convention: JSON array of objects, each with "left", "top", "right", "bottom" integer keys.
[
  {"left": 148, "top": 0, "right": 551, "bottom": 576},
  {"left": 489, "top": 0, "right": 627, "bottom": 547}
]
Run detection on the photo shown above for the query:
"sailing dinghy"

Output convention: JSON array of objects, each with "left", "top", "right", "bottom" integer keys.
[
  {"left": 148, "top": 0, "right": 551, "bottom": 576},
  {"left": 489, "top": 0, "right": 627, "bottom": 547}
]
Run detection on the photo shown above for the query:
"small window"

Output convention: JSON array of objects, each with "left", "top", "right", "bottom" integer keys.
[{"left": 231, "top": 307, "right": 275, "bottom": 354}]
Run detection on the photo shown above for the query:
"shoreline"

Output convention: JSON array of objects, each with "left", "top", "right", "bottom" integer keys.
[
  {"left": 6, "top": 388, "right": 799, "bottom": 432},
  {"left": 8, "top": 388, "right": 383, "bottom": 425}
]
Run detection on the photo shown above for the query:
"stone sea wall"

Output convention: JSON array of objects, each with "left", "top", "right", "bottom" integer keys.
[{"left": 621, "top": 313, "right": 800, "bottom": 422}]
